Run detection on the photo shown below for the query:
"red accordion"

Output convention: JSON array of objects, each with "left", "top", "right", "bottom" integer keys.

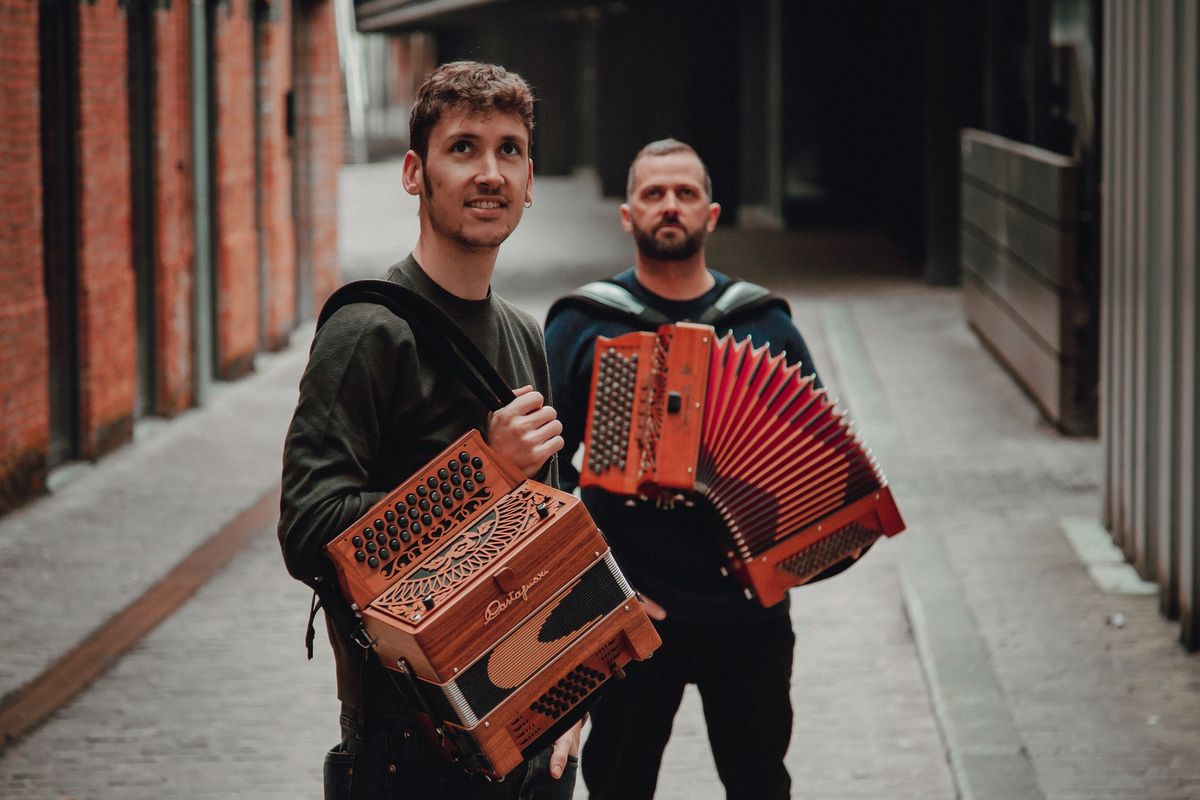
[
  {"left": 581, "top": 322, "right": 906, "bottom": 607},
  {"left": 324, "top": 430, "right": 661, "bottom": 778}
]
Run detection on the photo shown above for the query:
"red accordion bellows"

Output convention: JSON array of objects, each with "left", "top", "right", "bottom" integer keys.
[{"left": 582, "top": 322, "right": 906, "bottom": 607}]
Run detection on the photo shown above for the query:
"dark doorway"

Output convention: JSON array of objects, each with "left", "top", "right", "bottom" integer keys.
[
  {"left": 128, "top": 0, "right": 158, "bottom": 417},
  {"left": 40, "top": 0, "right": 81, "bottom": 467},
  {"left": 290, "top": 3, "right": 314, "bottom": 321}
]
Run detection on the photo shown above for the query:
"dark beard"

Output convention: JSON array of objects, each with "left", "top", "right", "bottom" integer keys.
[{"left": 632, "top": 223, "right": 705, "bottom": 261}]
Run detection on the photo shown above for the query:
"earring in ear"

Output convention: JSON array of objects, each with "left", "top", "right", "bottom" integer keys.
[{"left": 524, "top": 199, "right": 533, "bottom": 209}]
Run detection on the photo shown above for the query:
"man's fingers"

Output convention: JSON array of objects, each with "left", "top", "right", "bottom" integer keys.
[
  {"left": 497, "top": 390, "right": 544, "bottom": 419},
  {"left": 638, "top": 593, "right": 668, "bottom": 620},
  {"left": 512, "top": 384, "right": 535, "bottom": 396},
  {"left": 548, "top": 719, "right": 583, "bottom": 779},
  {"left": 549, "top": 737, "right": 570, "bottom": 779}
]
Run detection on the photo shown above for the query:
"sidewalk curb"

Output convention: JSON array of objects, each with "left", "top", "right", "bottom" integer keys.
[
  {"left": 0, "top": 487, "right": 280, "bottom": 752},
  {"left": 821, "top": 301, "right": 1045, "bottom": 800}
]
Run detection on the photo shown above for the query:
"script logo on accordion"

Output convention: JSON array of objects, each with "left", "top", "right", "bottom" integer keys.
[{"left": 484, "top": 569, "right": 550, "bottom": 625}]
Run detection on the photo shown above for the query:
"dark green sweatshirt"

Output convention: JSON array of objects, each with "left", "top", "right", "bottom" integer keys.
[{"left": 278, "top": 255, "right": 557, "bottom": 714}]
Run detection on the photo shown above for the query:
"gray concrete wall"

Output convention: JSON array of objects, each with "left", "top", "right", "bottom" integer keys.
[{"left": 1100, "top": 0, "right": 1200, "bottom": 650}]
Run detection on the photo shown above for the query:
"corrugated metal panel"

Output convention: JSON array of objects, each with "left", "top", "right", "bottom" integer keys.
[{"left": 1101, "top": 0, "right": 1199, "bottom": 650}]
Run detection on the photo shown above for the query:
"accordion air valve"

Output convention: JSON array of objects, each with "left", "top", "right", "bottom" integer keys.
[
  {"left": 324, "top": 430, "right": 660, "bottom": 777},
  {"left": 582, "top": 322, "right": 906, "bottom": 607}
]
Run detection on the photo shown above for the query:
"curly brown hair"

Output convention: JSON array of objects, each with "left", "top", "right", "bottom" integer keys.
[{"left": 409, "top": 61, "right": 535, "bottom": 163}]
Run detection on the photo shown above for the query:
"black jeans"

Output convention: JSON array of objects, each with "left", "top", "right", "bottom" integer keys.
[
  {"left": 581, "top": 613, "right": 795, "bottom": 800},
  {"left": 324, "top": 707, "right": 578, "bottom": 800}
]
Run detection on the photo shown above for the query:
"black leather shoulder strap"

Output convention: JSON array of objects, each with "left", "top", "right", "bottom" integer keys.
[
  {"left": 317, "top": 279, "right": 515, "bottom": 412},
  {"left": 545, "top": 280, "right": 671, "bottom": 328},
  {"left": 545, "top": 278, "right": 789, "bottom": 330}
]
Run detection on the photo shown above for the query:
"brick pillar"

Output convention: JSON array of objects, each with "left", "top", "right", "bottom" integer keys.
[
  {"left": 152, "top": 2, "right": 196, "bottom": 415},
  {"left": 76, "top": 0, "right": 136, "bottom": 459},
  {"left": 0, "top": 0, "right": 50, "bottom": 509},
  {"left": 294, "top": 0, "right": 342, "bottom": 314},
  {"left": 212, "top": 0, "right": 260, "bottom": 380},
  {"left": 259, "top": 0, "right": 297, "bottom": 350}
]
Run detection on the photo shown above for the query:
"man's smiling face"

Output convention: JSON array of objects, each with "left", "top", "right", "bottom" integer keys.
[{"left": 412, "top": 110, "right": 533, "bottom": 251}]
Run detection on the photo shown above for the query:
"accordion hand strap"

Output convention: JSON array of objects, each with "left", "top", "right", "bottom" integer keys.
[{"left": 317, "top": 279, "right": 517, "bottom": 412}]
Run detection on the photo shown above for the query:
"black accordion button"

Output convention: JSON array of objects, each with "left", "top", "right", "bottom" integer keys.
[
  {"left": 373, "top": 519, "right": 384, "bottom": 531},
  {"left": 416, "top": 485, "right": 428, "bottom": 498},
  {"left": 458, "top": 451, "right": 470, "bottom": 464},
  {"left": 474, "top": 471, "right": 486, "bottom": 483},
  {"left": 430, "top": 491, "right": 441, "bottom": 503},
  {"left": 453, "top": 488, "right": 464, "bottom": 500},
  {"left": 400, "top": 530, "right": 411, "bottom": 543},
  {"left": 421, "top": 513, "right": 432, "bottom": 525},
  {"left": 448, "top": 460, "right": 460, "bottom": 473},
  {"left": 419, "top": 499, "right": 430, "bottom": 511},
  {"left": 451, "top": 474, "right": 462, "bottom": 486},
  {"left": 384, "top": 510, "right": 396, "bottom": 522},
  {"left": 464, "top": 480, "right": 475, "bottom": 492},
  {"left": 411, "top": 522, "right": 422, "bottom": 535},
  {"left": 368, "top": 556, "right": 379, "bottom": 568},
  {"left": 432, "top": 506, "right": 443, "bottom": 517},
  {"left": 378, "top": 548, "right": 390, "bottom": 560},
  {"left": 386, "top": 524, "right": 397, "bottom": 536},
  {"left": 405, "top": 493, "right": 417, "bottom": 505},
  {"left": 471, "top": 456, "right": 484, "bottom": 469},
  {"left": 408, "top": 508, "right": 419, "bottom": 520},
  {"left": 437, "top": 468, "right": 449, "bottom": 480},
  {"left": 354, "top": 550, "right": 366, "bottom": 562},
  {"left": 389, "top": 538, "right": 400, "bottom": 550},
  {"left": 426, "top": 476, "right": 438, "bottom": 488},
  {"left": 352, "top": 536, "right": 364, "bottom": 548},
  {"left": 365, "top": 541, "right": 377, "bottom": 553}
]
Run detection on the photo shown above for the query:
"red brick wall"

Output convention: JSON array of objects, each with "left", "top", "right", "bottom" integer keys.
[
  {"left": 260, "top": 2, "right": 297, "bottom": 350},
  {"left": 0, "top": 0, "right": 49, "bottom": 507},
  {"left": 153, "top": 3, "right": 196, "bottom": 415},
  {"left": 76, "top": 0, "right": 136, "bottom": 459},
  {"left": 295, "top": 0, "right": 342, "bottom": 311},
  {"left": 213, "top": 0, "right": 259, "bottom": 379}
]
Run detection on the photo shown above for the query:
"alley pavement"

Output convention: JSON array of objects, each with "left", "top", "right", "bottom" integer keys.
[{"left": 2, "top": 168, "right": 1199, "bottom": 799}]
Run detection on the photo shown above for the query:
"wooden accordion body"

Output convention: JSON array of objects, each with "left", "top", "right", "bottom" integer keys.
[
  {"left": 582, "top": 322, "right": 906, "bottom": 607},
  {"left": 324, "top": 430, "right": 661, "bottom": 778}
]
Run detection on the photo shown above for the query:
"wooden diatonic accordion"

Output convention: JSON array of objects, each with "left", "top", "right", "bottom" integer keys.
[
  {"left": 581, "top": 322, "right": 906, "bottom": 607},
  {"left": 324, "top": 430, "right": 661, "bottom": 778}
]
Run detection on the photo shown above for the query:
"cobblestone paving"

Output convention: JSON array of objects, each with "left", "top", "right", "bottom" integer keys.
[{"left": 4, "top": 173, "right": 1200, "bottom": 800}]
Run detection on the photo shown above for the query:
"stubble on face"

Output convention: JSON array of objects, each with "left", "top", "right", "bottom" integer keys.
[
  {"left": 630, "top": 216, "right": 707, "bottom": 261},
  {"left": 417, "top": 112, "right": 530, "bottom": 252}
]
